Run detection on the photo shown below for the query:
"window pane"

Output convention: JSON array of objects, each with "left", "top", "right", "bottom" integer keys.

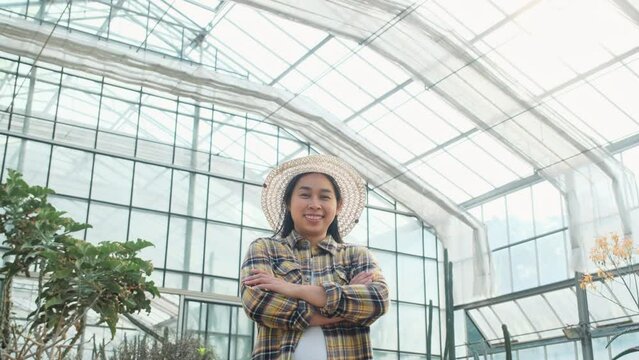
[
  {"left": 425, "top": 259, "right": 439, "bottom": 306},
  {"left": 397, "top": 215, "right": 422, "bottom": 255},
  {"left": 483, "top": 198, "right": 508, "bottom": 249},
  {"left": 398, "top": 255, "right": 424, "bottom": 303},
  {"left": 205, "top": 223, "right": 241, "bottom": 278},
  {"left": 371, "top": 301, "right": 398, "bottom": 350},
  {"left": 373, "top": 250, "right": 397, "bottom": 300},
  {"left": 129, "top": 210, "right": 168, "bottom": 268},
  {"left": 91, "top": 155, "right": 133, "bottom": 205},
  {"left": 203, "top": 276, "right": 239, "bottom": 297},
  {"left": 208, "top": 177, "right": 243, "bottom": 224},
  {"left": 166, "top": 216, "right": 205, "bottom": 273},
  {"left": 399, "top": 303, "right": 426, "bottom": 353},
  {"left": 507, "top": 188, "right": 534, "bottom": 242},
  {"left": 546, "top": 342, "right": 577, "bottom": 360},
  {"left": 242, "top": 184, "right": 269, "bottom": 229},
  {"left": 532, "top": 181, "right": 563, "bottom": 235},
  {"left": 510, "top": 240, "right": 538, "bottom": 291},
  {"left": 493, "top": 249, "right": 512, "bottom": 295},
  {"left": 346, "top": 207, "right": 368, "bottom": 246},
  {"left": 86, "top": 202, "right": 129, "bottom": 244},
  {"left": 537, "top": 231, "right": 568, "bottom": 285},
  {"left": 48, "top": 146, "right": 92, "bottom": 197},
  {"left": 369, "top": 209, "right": 395, "bottom": 251},
  {"left": 2, "top": 139, "right": 50, "bottom": 186},
  {"left": 171, "top": 170, "right": 207, "bottom": 218},
  {"left": 132, "top": 163, "right": 171, "bottom": 211}
]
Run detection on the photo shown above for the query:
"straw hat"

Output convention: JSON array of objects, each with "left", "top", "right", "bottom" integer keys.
[{"left": 261, "top": 154, "right": 366, "bottom": 238}]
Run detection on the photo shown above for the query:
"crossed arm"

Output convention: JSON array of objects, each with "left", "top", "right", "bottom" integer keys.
[
  {"left": 240, "top": 239, "right": 389, "bottom": 330},
  {"left": 243, "top": 268, "right": 374, "bottom": 326}
]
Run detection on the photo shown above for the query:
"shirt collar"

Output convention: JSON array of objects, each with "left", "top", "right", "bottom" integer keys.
[{"left": 285, "top": 230, "right": 338, "bottom": 256}]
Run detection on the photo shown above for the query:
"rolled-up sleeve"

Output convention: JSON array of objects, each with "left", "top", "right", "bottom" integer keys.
[
  {"left": 240, "top": 238, "right": 313, "bottom": 331},
  {"left": 319, "top": 247, "right": 389, "bottom": 326}
]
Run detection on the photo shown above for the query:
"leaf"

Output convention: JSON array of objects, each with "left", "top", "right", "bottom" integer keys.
[
  {"left": 612, "top": 347, "right": 639, "bottom": 360},
  {"left": 606, "top": 324, "right": 639, "bottom": 348},
  {"left": 45, "top": 296, "right": 63, "bottom": 308}
]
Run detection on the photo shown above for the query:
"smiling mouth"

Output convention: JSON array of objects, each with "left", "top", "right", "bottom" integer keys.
[{"left": 304, "top": 214, "right": 323, "bottom": 221}]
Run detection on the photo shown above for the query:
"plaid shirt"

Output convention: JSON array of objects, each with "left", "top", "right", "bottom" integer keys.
[{"left": 240, "top": 231, "right": 389, "bottom": 360}]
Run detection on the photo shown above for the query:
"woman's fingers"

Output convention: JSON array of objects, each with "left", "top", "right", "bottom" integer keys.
[{"left": 350, "top": 271, "right": 374, "bottom": 285}]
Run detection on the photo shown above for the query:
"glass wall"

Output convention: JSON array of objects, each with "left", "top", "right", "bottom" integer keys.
[
  {"left": 0, "top": 52, "right": 443, "bottom": 359},
  {"left": 467, "top": 181, "right": 569, "bottom": 296}
]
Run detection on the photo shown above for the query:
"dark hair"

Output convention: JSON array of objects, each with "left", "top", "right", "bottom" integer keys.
[{"left": 276, "top": 172, "right": 343, "bottom": 243}]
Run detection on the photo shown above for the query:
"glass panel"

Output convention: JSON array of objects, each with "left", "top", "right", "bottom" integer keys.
[
  {"left": 207, "top": 303, "right": 231, "bottom": 360},
  {"left": 86, "top": 202, "right": 129, "bottom": 244},
  {"left": 229, "top": 307, "right": 253, "bottom": 360},
  {"left": 369, "top": 209, "right": 395, "bottom": 251},
  {"left": 347, "top": 207, "right": 368, "bottom": 246},
  {"left": 164, "top": 271, "right": 202, "bottom": 291},
  {"left": 2, "top": 139, "right": 51, "bottom": 186},
  {"left": 506, "top": 187, "right": 534, "bottom": 243},
  {"left": 203, "top": 276, "right": 239, "bottom": 297},
  {"left": 424, "top": 229, "right": 437, "bottom": 259},
  {"left": 208, "top": 177, "right": 243, "bottom": 224},
  {"left": 98, "top": 96, "right": 138, "bottom": 137},
  {"left": 491, "top": 301, "right": 535, "bottom": 341},
  {"left": 244, "top": 131, "right": 277, "bottom": 182},
  {"left": 171, "top": 170, "right": 208, "bottom": 218},
  {"left": 517, "top": 346, "right": 544, "bottom": 360},
  {"left": 371, "top": 301, "right": 398, "bottom": 351},
  {"left": 57, "top": 85, "right": 100, "bottom": 127},
  {"left": 396, "top": 215, "right": 422, "bottom": 256},
  {"left": 91, "top": 155, "right": 133, "bottom": 205},
  {"left": 510, "top": 240, "right": 538, "bottom": 291},
  {"left": 544, "top": 289, "right": 579, "bottom": 325},
  {"left": 545, "top": 341, "right": 577, "bottom": 360},
  {"left": 425, "top": 259, "right": 439, "bottom": 306},
  {"left": 242, "top": 184, "right": 269, "bottom": 229},
  {"left": 532, "top": 181, "right": 564, "bottom": 235},
  {"left": 129, "top": 210, "right": 169, "bottom": 268},
  {"left": 373, "top": 250, "right": 397, "bottom": 301},
  {"left": 373, "top": 350, "right": 399, "bottom": 360},
  {"left": 515, "top": 296, "right": 564, "bottom": 339},
  {"left": 468, "top": 309, "right": 498, "bottom": 341},
  {"left": 399, "top": 303, "right": 426, "bottom": 353},
  {"left": 537, "top": 231, "right": 568, "bottom": 285},
  {"left": 398, "top": 254, "right": 424, "bottom": 304},
  {"left": 492, "top": 249, "right": 512, "bottom": 295},
  {"left": 483, "top": 197, "right": 508, "bottom": 249},
  {"left": 48, "top": 146, "right": 93, "bottom": 197},
  {"left": 205, "top": 223, "right": 241, "bottom": 278},
  {"left": 131, "top": 163, "right": 171, "bottom": 211},
  {"left": 166, "top": 216, "right": 205, "bottom": 273}
]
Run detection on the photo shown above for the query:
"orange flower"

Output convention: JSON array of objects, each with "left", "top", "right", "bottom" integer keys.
[{"left": 579, "top": 273, "right": 594, "bottom": 289}]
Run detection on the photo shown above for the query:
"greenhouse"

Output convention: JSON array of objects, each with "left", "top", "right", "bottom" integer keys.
[{"left": 1, "top": 0, "right": 639, "bottom": 359}]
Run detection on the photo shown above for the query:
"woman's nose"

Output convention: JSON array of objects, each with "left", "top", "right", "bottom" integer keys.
[{"left": 308, "top": 196, "right": 321, "bottom": 208}]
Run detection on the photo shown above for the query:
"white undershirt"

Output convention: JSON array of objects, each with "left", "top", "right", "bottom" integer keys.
[{"left": 293, "top": 266, "right": 328, "bottom": 360}]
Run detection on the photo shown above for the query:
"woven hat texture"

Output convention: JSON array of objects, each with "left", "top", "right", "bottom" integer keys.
[{"left": 261, "top": 154, "right": 366, "bottom": 238}]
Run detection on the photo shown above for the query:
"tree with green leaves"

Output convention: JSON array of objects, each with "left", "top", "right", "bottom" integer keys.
[{"left": 0, "top": 169, "right": 160, "bottom": 359}]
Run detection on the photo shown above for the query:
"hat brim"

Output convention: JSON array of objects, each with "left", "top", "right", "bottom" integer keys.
[{"left": 261, "top": 154, "right": 366, "bottom": 238}]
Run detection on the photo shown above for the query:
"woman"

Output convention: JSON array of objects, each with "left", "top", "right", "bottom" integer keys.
[{"left": 240, "top": 154, "right": 389, "bottom": 360}]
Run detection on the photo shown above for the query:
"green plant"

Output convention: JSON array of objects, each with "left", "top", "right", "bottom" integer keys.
[
  {"left": 93, "top": 331, "right": 218, "bottom": 360},
  {"left": 0, "top": 169, "right": 160, "bottom": 359}
]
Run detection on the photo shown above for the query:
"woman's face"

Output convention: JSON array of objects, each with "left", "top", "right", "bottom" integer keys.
[{"left": 288, "top": 173, "right": 341, "bottom": 242}]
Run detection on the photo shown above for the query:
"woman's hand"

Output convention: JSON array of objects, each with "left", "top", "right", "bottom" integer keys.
[
  {"left": 350, "top": 271, "right": 374, "bottom": 285},
  {"left": 243, "top": 269, "right": 297, "bottom": 297}
]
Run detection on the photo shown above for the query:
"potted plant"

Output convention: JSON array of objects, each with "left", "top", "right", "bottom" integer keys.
[{"left": 0, "top": 169, "right": 160, "bottom": 359}]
